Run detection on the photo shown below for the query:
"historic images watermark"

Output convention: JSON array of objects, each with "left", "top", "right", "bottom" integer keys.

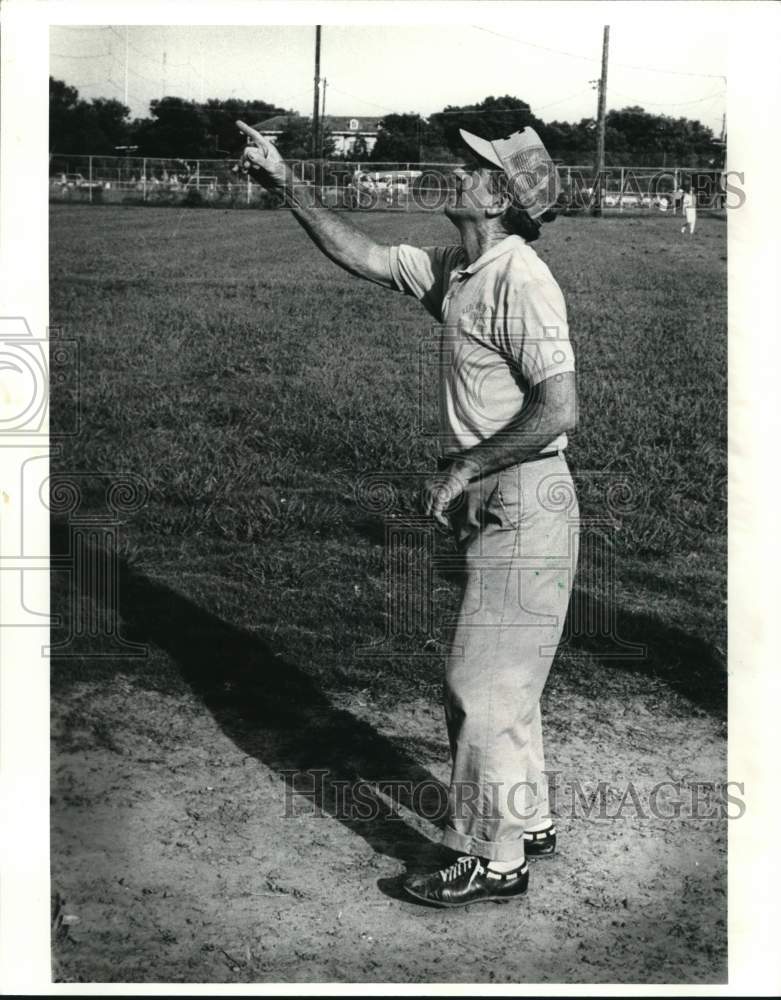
[
  {"left": 280, "top": 769, "right": 745, "bottom": 823},
  {"left": 283, "top": 160, "right": 745, "bottom": 214}
]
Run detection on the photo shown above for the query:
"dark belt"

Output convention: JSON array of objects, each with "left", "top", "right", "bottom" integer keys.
[
  {"left": 520, "top": 449, "right": 562, "bottom": 464},
  {"left": 437, "top": 449, "right": 561, "bottom": 472}
]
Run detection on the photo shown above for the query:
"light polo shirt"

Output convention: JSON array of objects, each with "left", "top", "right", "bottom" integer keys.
[{"left": 388, "top": 235, "right": 575, "bottom": 453}]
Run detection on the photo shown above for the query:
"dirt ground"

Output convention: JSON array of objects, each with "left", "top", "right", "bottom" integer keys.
[{"left": 51, "top": 576, "right": 727, "bottom": 985}]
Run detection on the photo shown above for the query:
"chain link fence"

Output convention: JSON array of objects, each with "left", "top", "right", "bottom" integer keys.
[{"left": 49, "top": 154, "right": 727, "bottom": 214}]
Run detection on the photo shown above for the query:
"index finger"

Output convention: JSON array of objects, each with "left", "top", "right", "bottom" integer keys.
[
  {"left": 236, "top": 120, "right": 267, "bottom": 148},
  {"left": 432, "top": 511, "right": 451, "bottom": 534}
]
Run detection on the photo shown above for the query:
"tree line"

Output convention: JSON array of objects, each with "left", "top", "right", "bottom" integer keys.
[{"left": 50, "top": 79, "right": 723, "bottom": 168}]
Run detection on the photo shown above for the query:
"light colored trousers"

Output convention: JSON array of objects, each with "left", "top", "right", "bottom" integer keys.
[{"left": 441, "top": 452, "right": 579, "bottom": 861}]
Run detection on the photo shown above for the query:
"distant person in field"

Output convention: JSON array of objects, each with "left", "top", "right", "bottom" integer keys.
[
  {"left": 681, "top": 182, "right": 697, "bottom": 235},
  {"left": 235, "top": 120, "right": 579, "bottom": 910}
]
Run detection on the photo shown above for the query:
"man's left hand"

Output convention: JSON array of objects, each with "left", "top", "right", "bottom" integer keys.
[{"left": 420, "top": 463, "right": 475, "bottom": 532}]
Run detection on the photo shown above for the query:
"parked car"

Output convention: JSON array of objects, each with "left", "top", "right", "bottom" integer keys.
[
  {"left": 350, "top": 169, "right": 422, "bottom": 204},
  {"left": 601, "top": 192, "right": 653, "bottom": 209},
  {"left": 55, "top": 172, "right": 103, "bottom": 191}
]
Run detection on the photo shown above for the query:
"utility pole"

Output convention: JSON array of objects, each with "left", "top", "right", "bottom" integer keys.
[
  {"left": 162, "top": 51, "right": 167, "bottom": 99},
  {"left": 592, "top": 25, "right": 609, "bottom": 217},
  {"left": 713, "top": 111, "right": 727, "bottom": 197},
  {"left": 321, "top": 77, "right": 327, "bottom": 159},
  {"left": 124, "top": 26, "right": 129, "bottom": 109},
  {"left": 312, "top": 26, "right": 321, "bottom": 159}
]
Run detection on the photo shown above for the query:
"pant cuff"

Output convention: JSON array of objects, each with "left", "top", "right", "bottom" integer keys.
[{"left": 442, "top": 826, "right": 526, "bottom": 863}]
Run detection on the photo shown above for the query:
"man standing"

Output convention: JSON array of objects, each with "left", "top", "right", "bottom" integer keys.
[
  {"left": 236, "top": 121, "right": 579, "bottom": 908},
  {"left": 681, "top": 182, "right": 697, "bottom": 235}
]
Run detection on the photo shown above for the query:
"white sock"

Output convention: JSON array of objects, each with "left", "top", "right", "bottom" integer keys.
[
  {"left": 525, "top": 820, "right": 554, "bottom": 834},
  {"left": 487, "top": 856, "right": 525, "bottom": 873}
]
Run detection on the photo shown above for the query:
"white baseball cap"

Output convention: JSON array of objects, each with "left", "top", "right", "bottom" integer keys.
[{"left": 459, "top": 126, "right": 560, "bottom": 219}]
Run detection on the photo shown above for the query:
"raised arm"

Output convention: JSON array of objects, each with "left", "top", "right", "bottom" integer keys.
[{"left": 235, "top": 121, "right": 394, "bottom": 288}]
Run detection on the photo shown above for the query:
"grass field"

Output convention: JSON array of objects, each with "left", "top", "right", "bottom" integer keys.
[
  {"left": 50, "top": 204, "right": 728, "bottom": 983},
  {"left": 50, "top": 205, "right": 727, "bottom": 693}
]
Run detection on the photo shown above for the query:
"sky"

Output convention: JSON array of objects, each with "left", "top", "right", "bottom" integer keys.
[{"left": 50, "top": 7, "right": 728, "bottom": 135}]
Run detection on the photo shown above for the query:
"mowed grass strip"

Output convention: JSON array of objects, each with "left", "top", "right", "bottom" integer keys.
[{"left": 50, "top": 205, "right": 726, "bottom": 704}]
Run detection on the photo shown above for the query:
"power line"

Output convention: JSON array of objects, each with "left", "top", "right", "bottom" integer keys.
[
  {"left": 108, "top": 26, "right": 161, "bottom": 69},
  {"left": 473, "top": 24, "right": 727, "bottom": 79},
  {"left": 103, "top": 26, "right": 207, "bottom": 108},
  {"left": 534, "top": 87, "right": 595, "bottom": 112},
  {"left": 107, "top": 25, "right": 197, "bottom": 82},
  {"left": 612, "top": 62, "right": 726, "bottom": 81},
  {"left": 292, "top": 78, "right": 718, "bottom": 130},
  {"left": 327, "top": 83, "right": 593, "bottom": 119},
  {"left": 474, "top": 25, "right": 600, "bottom": 63},
  {"left": 608, "top": 89, "right": 726, "bottom": 108},
  {"left": 432, "top": 108, "right": 526, "bottom": 116},
  {"left": 281, "top": 87, "right": 321, "bottom": 107},
  {"left": 127, "top": 64, "right": 160, "bottom": 86},
  {"left": 435, "top": 89, "right": 595, "bottom": 115},
  {"left": 51, "top": 51, "right": 112, "bottom": 60},
  {"left": 325, "top": 84, "right": 393, "bottom": 114},
  {"left": 56, "top": 26, "right": 109, "bottom": 33},
  {"left": 105, "top": 76, "right": 144, "bottom": 109}
]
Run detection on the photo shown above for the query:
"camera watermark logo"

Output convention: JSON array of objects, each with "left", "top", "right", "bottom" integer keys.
[
  {"left": 0, "top": 317, "right": 79, "bottom": 436},
  {"left": 0, "top": 317, "right": 48, "bottom": 434},
  {"left": 0, "top": 316, "right": 145, "bottom": 657}
]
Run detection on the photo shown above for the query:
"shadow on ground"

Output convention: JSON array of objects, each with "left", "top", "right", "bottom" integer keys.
[
  {"left": 51, "top": 506, "right": 724, "bottom": 885},
  {"left": 51, "top": 520, "right": 452, "bottom": 873},
  {"left": 563, "top": 589, "right": 726, "bottom": 715}
]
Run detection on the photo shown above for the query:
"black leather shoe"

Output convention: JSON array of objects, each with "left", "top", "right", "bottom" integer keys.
[
  {"left": 402, "top": 855, "right": 529, "bottom": 908},
  {"left": 524, "top": 824, "right": 556, "bottom": 859}
]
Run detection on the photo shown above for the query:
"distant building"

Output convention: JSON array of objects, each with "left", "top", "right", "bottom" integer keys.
[{"left": 253, "top": 114, "right": 380, "bottom": 156}]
